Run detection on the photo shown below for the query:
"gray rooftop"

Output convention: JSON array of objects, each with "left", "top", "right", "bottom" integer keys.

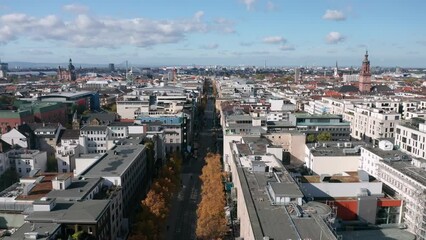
[
  {"left": 339, "top": 228, "right": 416, "bottom": 240},
  {"left": 307, "top": 141, "right": 366, "bottom": 157},
  {"left": 363, "top": 146, "right": 411, "bottom": 161},
  {"left": 26, "top": 200, "right": 110, "bottom": 224},
  {"left": 269, "top": 182, "right": 304, "bottom": 197},
  {"left": 363, "top": 147, "right": 426, "bottom": 186},
  {"left": 80, "top": 125, "right": 108, "bottom": 131},
  {"left": 383, "top": 159, "right": 426, "bottom": 187},
  {"left": 3, "top": 222, "right": 61, "bottom": 240},
  {"left": 46, "top": 178, "right": 102, "bottom": 201},
  {"left": 81, "top": 144, "right": 145, "bottom": 178},
  {"left": 237, "top": 167, "right": 336, "bottom": 240}
]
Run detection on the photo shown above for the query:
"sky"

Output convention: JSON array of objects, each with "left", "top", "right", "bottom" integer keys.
[{"left": 0, "top": 0, "right": 425, "bottom": 67}]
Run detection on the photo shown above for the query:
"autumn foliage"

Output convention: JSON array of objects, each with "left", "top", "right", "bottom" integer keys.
[
  {"left": 129, "top": 153, "right": 182, "bottom": 240},
  {"left": 196, "top": 153, "right": 228, "bottom": 240}
]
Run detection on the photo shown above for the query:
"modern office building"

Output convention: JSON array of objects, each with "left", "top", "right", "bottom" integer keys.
[{"left": 289, "top": 113, "right": 351, "bottom": 141}]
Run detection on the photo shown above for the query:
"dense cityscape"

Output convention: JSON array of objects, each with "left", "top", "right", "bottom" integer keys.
[{"left": 1, "top": 1, "right": 426, "bottom": 240}]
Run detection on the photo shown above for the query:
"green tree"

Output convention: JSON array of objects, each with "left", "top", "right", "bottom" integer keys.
[
  {"left": 317, "top": 132, "right": 332, "bottom": 142},
  {"left": 306, "top": 134, "right": 316, "bottom": 143}
]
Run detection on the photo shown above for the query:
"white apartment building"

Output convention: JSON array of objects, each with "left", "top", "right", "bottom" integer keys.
[
  {"left": 304, "top": 141, "right": 363, "bottom": 175},
  {"left": 8, "top": 149, "right": 47, "bottom": 177},
  {"left": 116, "top": 99, "right": 150, "bottom": 120},
  {"left": 395, "top": 119, "right": 426, "bottom": 159},
  {"left": 266, "top": 111, "right": 287, "bottom": 122},
  {"left": 405, "top": 111, "right": 426, "bottom": 120},
  {"left": 343, "top": 74, "right": 359, "bottom": 83},
  {"left": 351, "top": 107, "right": 401, "bottom": 144},
  {"left": 80, "top": 126, "right": 112, "bottom": 154},
  {"left": 360, "top": 143, "right": 426, "bottom": 239},
  {"left": 56, "top": 130, "right": 85, "bottom": 173}
]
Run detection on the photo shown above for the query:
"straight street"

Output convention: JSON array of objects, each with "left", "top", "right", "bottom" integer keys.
[{"left": 165, "top": 89, "right": 218, "bottom": 239}]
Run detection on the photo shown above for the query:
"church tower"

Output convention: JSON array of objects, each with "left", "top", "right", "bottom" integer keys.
[
  {"left": 333, "top": 61, "right": 339, "bottom": 78},
  {"left": 68, "top": 58, "right": 76, "bottom": 81},
  {"left": 72, "top": 111, "right": 80, "bottom": 130},
  {"left": 359, "top": 51, "right": 371, "bottom": 92}
]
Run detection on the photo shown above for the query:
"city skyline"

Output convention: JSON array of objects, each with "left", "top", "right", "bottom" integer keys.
[{"left": 0, "top": 0, "right": 425, "bottom": 67}]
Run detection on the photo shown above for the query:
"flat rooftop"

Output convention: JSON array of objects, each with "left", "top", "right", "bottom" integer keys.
[
  {"left": 26, "top": 200, "right": 110, "bottom": 224},
  {"left": 3, "top": 222, "right": 61, "bottom": 240},
  {"left": 382, "top": 159, "right": 426, "bottom": 187},
  {"left": 41, "top": 91, "right": 93, "bottom": 99},
  {"left": 307, "top": 141, "right": 366, "bottom": 157},
  {"left": 293, "top": 113, "right": 343, "bottom": 119},
  {"left": 237, "top": 166, "right": 336, "bottom": 240},
  {"left": 339, "top": 228, "right": 415, "bottom": 240},
  {"left": 399, "top": 118, "right": 425, "bottom": 131},
  {"left": 301, "top": 171, "right": 375, "bottom": 183},
  {"left": 363, "top": 146, "right": 411, "bottom": 161},
  {"left": 46, "top": 178, "right": 102, "bottom": 201},
  {"left": 81, "top": 144, "right": 145, "bottom": 178}
]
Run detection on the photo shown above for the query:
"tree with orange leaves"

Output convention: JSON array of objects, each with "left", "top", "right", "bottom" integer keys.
[
  {"left": 196, "top": 153, "right": 228, "bottom": 239},
  {"left": 129, "top": 152, "right": 182, "bottom": 239}
]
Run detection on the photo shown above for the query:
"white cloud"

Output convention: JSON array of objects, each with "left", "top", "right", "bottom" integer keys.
[
  {"left": 326, "top": 32, "right": 345, "bottom": 44},
  {"left": 63, "top": 4, "right": 89, "bottom": 14},
  {"left": 201, "top": 43, "right": 219, "bottom": 49},
  {"left": 279, "top": 45, "right": 295, "bottom": 51},
  {"left": 0, "top": 12, "right": 234, "bottom": 47},
  {"left": 232, "top": 50, "right": 270, "bottom": 56},
  {"left": 214, "top": 18, "right": 236, "bottom": 34},
  {"left": 240, "top": 0, "right": 257, "bottom": 10},
  {"left": 266, "top": 1, "right": 278, "bottom": 11},
  {"left": 240, "top": 41, "right": 254, "bottom": 46},
  {"left": 263, "top": 36, "right": 286, "bottom": 44},
  {"left": 194, "top": 11, "right": 204, "bottom": 22},
  {"left": 20, "top": 49, "right": 53, "bottom": 55},
  {"left": 322, "top": 10, "right": 346, "bottom": 21}
]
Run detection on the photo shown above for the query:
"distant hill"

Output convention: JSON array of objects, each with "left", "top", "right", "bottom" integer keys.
[{"left": 7, "top": 62, "right": 110, "bottom": 69}]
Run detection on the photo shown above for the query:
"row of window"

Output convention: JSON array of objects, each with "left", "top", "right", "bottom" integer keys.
[
  {"left": 88, "top": 137, "right": 106, "bottom": 141},
  {"left": 82, "top": 131, "right": 106, "bottom": 135}
]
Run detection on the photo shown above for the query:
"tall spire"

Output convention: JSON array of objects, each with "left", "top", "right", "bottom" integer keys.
[{"left": 359, "top": 51, "right": 372, "bottom": 92}]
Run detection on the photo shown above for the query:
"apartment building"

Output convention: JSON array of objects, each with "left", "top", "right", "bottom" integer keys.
[
  {"left": 80, "top": 126, "right": 112, "bottom": 154},
  {"left": 31, "top": 123, "right": 65, "bottom": 158},
  {"left": 45, "top": 175, "right": 126, "bottom": 240},
  {"left": 116, "top": 99, "right": 150, "bottom": 119},
  {"left": 136, "top": 113, "right": 187, "bottom": 153},
  {"left": 395, "top": 118, "right": 426, "bottom": 159},
  {"left": 360, "top": 143, "right": 426, "bottom": 239},
  {"left": 56, "top": 129, "right": 84, "bottom": 173},
  {"left": 351, "top": 106, "right": 401, "bottom": 145},
  {"left": 304, "top": 141, "right": 365, "bottom": 175},
  {"left": 8, "top": 149, "right": 47, "bottom": 177}
]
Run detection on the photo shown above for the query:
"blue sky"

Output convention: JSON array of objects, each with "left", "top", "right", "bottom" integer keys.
[{"left": 0, "top": 0, "right": 425, "bottom": 67}]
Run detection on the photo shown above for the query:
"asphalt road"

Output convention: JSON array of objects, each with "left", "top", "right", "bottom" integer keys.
[{"left": 164, "top": 97, "right": 217, "bottom": 240}]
